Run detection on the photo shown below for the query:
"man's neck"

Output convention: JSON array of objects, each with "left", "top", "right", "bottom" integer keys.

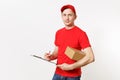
[{"left": 65, "top": 25, "right": 75, "bottom": 30}]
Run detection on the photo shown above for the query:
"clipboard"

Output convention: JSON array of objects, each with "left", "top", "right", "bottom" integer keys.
[{"left": 31, "top": 55, "right": 56, "bottom": 65}]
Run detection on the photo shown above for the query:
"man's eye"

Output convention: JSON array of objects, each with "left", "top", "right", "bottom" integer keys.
[
  {"left": 63, "top": 14, "right": 66, "bottom": 16},
  {"left": 69, "top": 14, "right": 73, "bottom": 16}
]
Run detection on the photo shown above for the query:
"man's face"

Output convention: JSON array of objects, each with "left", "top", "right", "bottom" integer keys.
[{"left": 61, "top": 8, "right": 76, "bottom": 27}]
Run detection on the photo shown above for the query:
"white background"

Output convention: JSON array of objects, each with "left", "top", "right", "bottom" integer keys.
[{"left": 0, "top": 0, "right": 120, "bottom": 80}]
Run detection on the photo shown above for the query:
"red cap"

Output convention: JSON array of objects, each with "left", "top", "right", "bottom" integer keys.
[{"left": 61, "top": 4, "right": 76, "bottom": 14}]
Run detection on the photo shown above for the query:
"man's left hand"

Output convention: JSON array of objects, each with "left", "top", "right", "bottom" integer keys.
[{"left": 57, "top": 63, "right": 74, "bottom": 71}]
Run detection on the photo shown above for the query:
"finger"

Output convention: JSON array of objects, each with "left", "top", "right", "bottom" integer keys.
[
  {"left": 57, "top": 64, "right": 63, "bottom": 68},
  {"left": 44, "top": 53, "right": 50, "bottom": 56}
]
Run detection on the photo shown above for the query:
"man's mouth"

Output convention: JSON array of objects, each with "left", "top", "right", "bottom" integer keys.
[{"left": 65, "top": 21, "right": 70, "bottom": 23}]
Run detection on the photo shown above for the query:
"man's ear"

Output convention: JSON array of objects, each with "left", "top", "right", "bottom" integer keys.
[{"left": 75, "top": 15, "right": 77, "bottom": 19}]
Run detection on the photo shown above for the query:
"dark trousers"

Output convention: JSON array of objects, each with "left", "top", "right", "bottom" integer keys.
[{"left": 52, "top": 74, "right": 81, "bottom": 80}]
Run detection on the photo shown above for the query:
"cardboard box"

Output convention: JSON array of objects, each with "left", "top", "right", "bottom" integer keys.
[{"left": 65, "top": 46, "right": 85, "bottom": 61}]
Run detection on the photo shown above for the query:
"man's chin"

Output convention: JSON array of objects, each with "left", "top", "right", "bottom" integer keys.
[
  {"left": 65, "top": 24, "right": 73, "bottom": 27},
  {"left": 65, "top": 23, "right": 70, "bottom": 26}
]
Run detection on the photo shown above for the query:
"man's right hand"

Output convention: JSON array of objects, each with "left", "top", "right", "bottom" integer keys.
[{"left": 44, "top": 52, "right": 52, "bottom": 61}]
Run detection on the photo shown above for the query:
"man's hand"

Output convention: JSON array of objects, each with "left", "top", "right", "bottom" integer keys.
[
  {"left": 44, "top": 51, "right": 52, "bottom": 61},
  {"left": 57, "top": 63, "right": 74, "bottom": 71},
  {"left": 44, "top": 46, "right": 58, "bottom": 61}
]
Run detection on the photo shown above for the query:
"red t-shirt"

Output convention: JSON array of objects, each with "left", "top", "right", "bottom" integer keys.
[{"left": 54, "top": 26, "right": 91, "bottom": 77}]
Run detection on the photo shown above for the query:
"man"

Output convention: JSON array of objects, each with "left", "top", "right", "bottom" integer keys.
[{"left": 44, "top": 4, "right": 95, "bottom": 80}]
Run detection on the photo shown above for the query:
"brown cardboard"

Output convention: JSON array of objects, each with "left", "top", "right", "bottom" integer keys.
[{"left": 65, "top": 46, "right": 85, "bottom": 61}]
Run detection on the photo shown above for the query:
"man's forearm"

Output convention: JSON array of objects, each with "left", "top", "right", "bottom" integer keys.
[
  {"left": 72, "top": 56, "right": 90, "bottom": 69},
  {"left": 72, "top": 54, "right": 94, "bottom": 68},
  {"left": 80, "top": 58, "right": 95, "bottom": 67},
  {"left": 50, "top": 53, "right": 57, "bottom": 60},
  {"left": 50, "top": 46, "right": 58, "bottom": 60}
]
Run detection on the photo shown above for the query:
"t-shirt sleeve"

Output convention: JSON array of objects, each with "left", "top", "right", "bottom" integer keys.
[
  {"left": 54, "top": 31, "right": 58, "bottom": 46},
  {"left": 79, "top": 32, "right": 91, "bottom": 49}
]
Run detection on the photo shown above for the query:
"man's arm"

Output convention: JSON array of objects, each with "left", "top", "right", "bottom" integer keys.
[
  {"left": 73, "top": 47, "right": 95, "bottom": 68},
  {"left": 57, "top": 47, "right": 95, "bottom": 70}
]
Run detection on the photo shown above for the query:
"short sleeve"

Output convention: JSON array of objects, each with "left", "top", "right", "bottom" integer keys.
[
  {"left": 79, "top": 32, "right": 91, "bottom": 49},
  {"left": 54, "top": 31, "right": 58, "bottom": 46}
]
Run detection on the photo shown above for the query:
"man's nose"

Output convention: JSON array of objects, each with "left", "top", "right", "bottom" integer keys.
[{"left": 65, "top": 15, "right": 69, "bottom": 20}]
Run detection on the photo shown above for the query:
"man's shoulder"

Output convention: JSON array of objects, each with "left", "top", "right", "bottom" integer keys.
[
  {"left": 75, "top": 26, "right": 85, "bottom": 33},
  {"left": 56, "top": 27, "right": 65, "bottom": 32}
]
